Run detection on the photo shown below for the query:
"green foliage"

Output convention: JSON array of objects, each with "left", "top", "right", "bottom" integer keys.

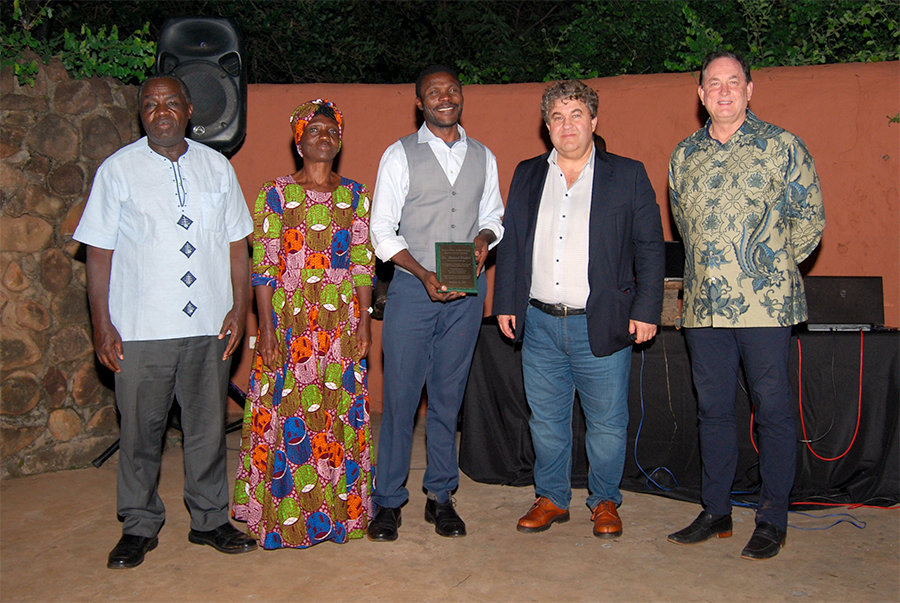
[
  {"left": 3, "top": 0, "right": 897, "bottom": 86},
  {"left": 46, "top": 0, "right": 582, "bottom": 85},
  {"left": 819, "top": 0, "right": 900, "bottom": 64},
  {"left": 552, "top": 1, "right": 674, "bottom": 78},
  {"left": 542, "top": 23, "right": 598, "bottom": 81},
  {"left": 1, "top": 0, "right": 156, "bottom": 86},
  {"left": 450, "top": 0, "right": 577, "bottom": 84},
  {"left": 60, "top": 23, "right": 156, "bottom": 82},
  {"left": 661, "top": 0, "right": 899, "bottom": 74},
  {"left": 554, "top": 0, "right": 897, "bottom": 79},
  {"left": 0, "top": 0, "right": 53, "bottom": 86},
  {"left": 663, "top": 3, "right": 731, "bottom": 72}
]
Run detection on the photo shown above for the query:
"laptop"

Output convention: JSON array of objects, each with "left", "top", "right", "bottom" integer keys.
[{"left": 803, "top": 276, "right": 884, "bottom": 331}]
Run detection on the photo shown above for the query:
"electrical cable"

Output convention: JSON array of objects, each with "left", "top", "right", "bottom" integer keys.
[
  {"left": 749, "top": 406, "right": 759, "bottom": 454},
  {"left": 796, "top": 332, "right": 841, "bottom": 443},
  {"left": 797, "top": 331, "right": 864, "bottom": 461},
  {"left": 788, "top": 510, "right": 867, "bottom": 530},
  {"left": 634, "top": 331, "right": 884, "bottom": 530},
  {"left": 792, "top": 500, "right": 900, "bottom": 510},
  {"left": 750, "top": 332, "right": 882, "bottom": 528},
  {"left": 749, "top": 332, "right": 862, "bottom": 457},
  {"left": 633, "top": 349, "right": 679, "bottom": 491}
]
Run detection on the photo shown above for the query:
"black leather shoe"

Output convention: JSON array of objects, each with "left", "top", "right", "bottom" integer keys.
[
  {"left": 425, "top": 498, "right": 466, "bottom": 538},
  {"left": 367, "top": 506, "right": 401, "bottom": 541},
  {"left": 188, "top": 522, "right": 258, "bottom": 554},
  {"left": 668, "top": 511, "right": 733, "bottom": 544},
  {"left": 107, "top": 534, "right": 158, "bottom": 569},
  {"left": 741, "top": 521, "right": 786, "bottom": 560}
]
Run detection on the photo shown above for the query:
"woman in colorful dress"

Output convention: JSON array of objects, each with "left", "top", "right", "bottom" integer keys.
[{"left": 233, "top": 100, "right": 375, "bottom": 549}]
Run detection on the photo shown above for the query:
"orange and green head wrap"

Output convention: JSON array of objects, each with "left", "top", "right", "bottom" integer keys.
[{"left": 290, "top": 99, "right": 343, "bottom": 156}]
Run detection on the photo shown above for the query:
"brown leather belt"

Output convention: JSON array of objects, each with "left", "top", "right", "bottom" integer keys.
[{"left": 529, "top": 299, "right": 586, "bottom": 317}]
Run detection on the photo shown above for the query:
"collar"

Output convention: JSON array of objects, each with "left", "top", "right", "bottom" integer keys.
[
  {"left": 547, "top": 144, "right": 596, "bottom": 173},
  {"left": 417, "top": 122, "right": 467, "bottom": 145},
  {"left": 143, "top": 136, "right": 193, "bottom": 162},
  {"left": 703, "top": 109, "right": 761, "bottom": 144}
]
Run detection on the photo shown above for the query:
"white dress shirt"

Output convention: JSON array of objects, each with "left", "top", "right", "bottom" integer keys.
[
  {"left": 370, "top": 123, "right": 504, "bottom": 264},
  {"left": 530, "top": 147, "right": 594, "bottom": 308}
]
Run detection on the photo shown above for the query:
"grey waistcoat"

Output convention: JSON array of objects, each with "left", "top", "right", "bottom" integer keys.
[{"left": 397, "top": 132, "right": 486, "bottom": 273}]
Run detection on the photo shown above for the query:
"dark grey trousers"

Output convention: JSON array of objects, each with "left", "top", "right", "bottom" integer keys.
[{"left": 115, "top": 336, "right": 231, "bottom": 537}]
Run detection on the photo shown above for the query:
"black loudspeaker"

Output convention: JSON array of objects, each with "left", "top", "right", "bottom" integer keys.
[{"left": 157, "top": 18, "right": 247, "bottom": 155}]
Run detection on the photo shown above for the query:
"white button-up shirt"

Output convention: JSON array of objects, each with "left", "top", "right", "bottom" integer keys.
[
  {"left": 530, "top": 147, "right": 594, "bottom": 308},
  {"left": 74, "top": 137, "right": 253, "bottom": 341},
  {"left": 370, "top": 123, "right": 504, "bottom": 263}
]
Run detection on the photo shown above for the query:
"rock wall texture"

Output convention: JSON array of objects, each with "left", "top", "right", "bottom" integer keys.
[{"left": 0, "top": 58, "right": 140, "bottom": 478}]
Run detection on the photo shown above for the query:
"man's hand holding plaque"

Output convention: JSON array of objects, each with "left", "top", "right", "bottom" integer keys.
[{"left": 435, "top": 242, "right": 478, "bottom": 294}]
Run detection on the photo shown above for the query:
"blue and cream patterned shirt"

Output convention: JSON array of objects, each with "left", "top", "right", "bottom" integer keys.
[{"left": 669, "top": 110, "right": 825, "bottom": 328}]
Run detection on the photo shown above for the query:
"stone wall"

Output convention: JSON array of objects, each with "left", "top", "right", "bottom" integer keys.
[{"left": 0, "top": 57, "right": 140, "bottom": 477}]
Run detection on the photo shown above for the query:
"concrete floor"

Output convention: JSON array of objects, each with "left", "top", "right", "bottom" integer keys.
[{"left": 1, "top": 413, "right": 897, "bottom": 603}]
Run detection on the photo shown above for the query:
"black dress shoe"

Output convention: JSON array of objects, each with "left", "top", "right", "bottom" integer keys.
[
  {"left": 367, "top": 506, "right": 401, "bottom": 541},
  {"left": 188, "top": 522, "right": 258, "bottom": 554},
  {"left": 107, "top": 534, "right": 158, "bottom": 569},
  {"left": 667, "top": 511, "right": 733, "bottom": 544},
  {"left": 425, "top": 498, "right": 466, "bottom": 538},
  {"left": 741, "top": 521, "right": 786, "bottom": 560}
]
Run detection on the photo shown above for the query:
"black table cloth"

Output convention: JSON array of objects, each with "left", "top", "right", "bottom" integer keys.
[{"left": 459, "top": 321, "right": 899, "bottom": 508}]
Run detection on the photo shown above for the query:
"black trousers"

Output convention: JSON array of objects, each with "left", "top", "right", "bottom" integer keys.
[{"left": 684, "top": 326, "right": 795, "bottom": 531}]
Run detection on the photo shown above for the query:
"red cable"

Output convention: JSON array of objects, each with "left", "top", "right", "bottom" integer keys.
[
  {"left": 790, "top": 501, "right": 900, "bottom": 510},
  {"left": 750, "top": 406, "right": 759, "bottom": 454},
  {"left": 750, "top": 333, "right": 887, "bottom": 510},
  {"left": 750, "top": 332, "right": 865, "bottom": 459},
  {"left": 798, "top": 331, "right": 864, "bottom": 461}
]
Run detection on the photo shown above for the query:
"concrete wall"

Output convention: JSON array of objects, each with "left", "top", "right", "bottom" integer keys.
[{"left": 229, "top": 62, "right": 899, "bottom": 411}]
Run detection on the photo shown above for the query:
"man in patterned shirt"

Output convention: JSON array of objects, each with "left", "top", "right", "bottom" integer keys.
[{"left": 667, "top": 51, "right": 825, "bottom": 560}]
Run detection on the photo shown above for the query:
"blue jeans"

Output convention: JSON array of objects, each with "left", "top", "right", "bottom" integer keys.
[
  {"left": 521, "top": 305, "right": 631, "bottom": 510},
  {"left": 684, "top": 326, "right": 796, "bottom": 531}
]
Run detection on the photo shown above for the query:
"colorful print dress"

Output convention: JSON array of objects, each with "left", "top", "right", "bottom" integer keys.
[{"left": 233, "top": 175, "right": 375, "bottom": 549}]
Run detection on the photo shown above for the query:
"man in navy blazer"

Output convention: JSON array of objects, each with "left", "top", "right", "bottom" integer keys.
[{"left": 494, "top": 80, "right": 665, "bottom": 538}]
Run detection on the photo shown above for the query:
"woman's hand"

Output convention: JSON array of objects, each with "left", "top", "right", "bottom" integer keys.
[
  {"left": 356, "top": 313, "right": 371, "bottom": 359},
  {"left": 353, "top": 284, "right": 373, "bottom": 359},
  {"left": 257, "top": 323, "right": 281, "bottom": 368}
]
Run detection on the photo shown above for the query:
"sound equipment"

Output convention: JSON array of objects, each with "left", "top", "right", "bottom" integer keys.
[
  {"left": 664, "top": 241, "right": 685, "bottom": 280},
  {"left": 804, "top": 276, "right": 884, "bottom": 331},
  {"left": 156, "top": 18, "right": 247, "bottom": 155}
]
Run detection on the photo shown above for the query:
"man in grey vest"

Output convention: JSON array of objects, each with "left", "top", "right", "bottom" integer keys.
[{"left": 368, "top": 65, "right": 504, "bottom": 541}]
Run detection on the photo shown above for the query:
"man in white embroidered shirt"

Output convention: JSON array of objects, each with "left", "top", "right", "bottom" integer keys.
[
  {"left": 74, "top": 75, "right": 257, "bottom": 569},
  {"left": 367, "top": 65, "right": 504, "bottom": 541}
]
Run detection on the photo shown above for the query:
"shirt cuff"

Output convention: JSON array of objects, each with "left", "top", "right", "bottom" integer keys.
[
  {"left": 481, "top": 222, "right": 504, "bottom": 250},
  {"left": 373, "top": 238, "right": 408, "bottom": 264}
]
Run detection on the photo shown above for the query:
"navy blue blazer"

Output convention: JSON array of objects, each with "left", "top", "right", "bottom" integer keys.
[{"left": 493, "top": 145, "right": 665, "bottom": 357}]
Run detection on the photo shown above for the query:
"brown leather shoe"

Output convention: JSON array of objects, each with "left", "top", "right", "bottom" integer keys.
[
  {"left": 591, "top": 500, "right": 622, "bottom": 538},
  {"left": 517, "top": 497, "right": 570, "bottom": 533}
]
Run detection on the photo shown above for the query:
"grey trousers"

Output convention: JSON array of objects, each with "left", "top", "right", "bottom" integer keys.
[{"left": 115, "top": 336, "right": 231, "bottom": 537}]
